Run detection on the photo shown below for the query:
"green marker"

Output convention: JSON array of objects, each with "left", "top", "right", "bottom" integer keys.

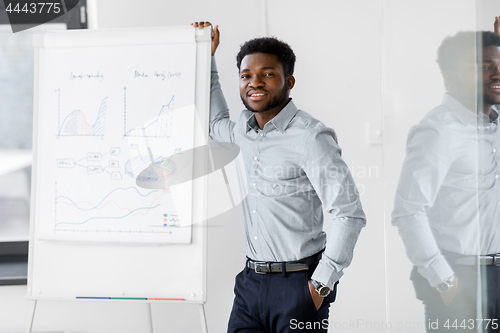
[{"left": 110, "top": 297, "right": 147, "bottom": 300}]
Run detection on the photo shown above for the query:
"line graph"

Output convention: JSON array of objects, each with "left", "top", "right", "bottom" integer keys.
[
  {"left": 124, "top": 86, "right": 175, "bottom": 138},
  {"left": 55, "top": 205, "right": 162, "bottom": 227},
  {"left": 57, "top": 91, "right": 108, "bottom": 136},
  {"left": 56, "top": 186, "right": 158, "bottom": 211},
  {"left": 54, "top": 183, "right": 178, "bottom": 233}
]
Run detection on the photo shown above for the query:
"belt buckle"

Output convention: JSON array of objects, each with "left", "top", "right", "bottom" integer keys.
[
  {"left": 254, "top": 262, "right": 270, "bottom": 274},
  {"left": 492, "top": 254, "right": 500, "bottom": 266}
]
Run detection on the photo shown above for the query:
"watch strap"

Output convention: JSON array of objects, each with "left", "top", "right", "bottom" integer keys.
[
  {"left": 436, "top": 275, "right": 455, "bottom": 293},
  {"left": 310, "top": 279, "right": 321, "bottom": 290},
  {"left": 310, "top": 279, "right": 331, "bottom": 297}
]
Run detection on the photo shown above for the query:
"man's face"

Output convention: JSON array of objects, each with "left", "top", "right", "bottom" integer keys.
[
  {"left": 450, "top": 45, "right": 500, "bottom": 108},
  {"left": 481, "top": 45, "right": 500, "bottom": 106},
  {"left": 239, "top": 52, "right": 292, "bottom": 114}
]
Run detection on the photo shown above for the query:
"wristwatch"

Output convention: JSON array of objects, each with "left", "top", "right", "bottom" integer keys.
[
  {"left": 436, "top": 275, "right": 456, "bottom": 293},
  {"left": 310, "top": 279, "right": 331, "bottom": 297}
]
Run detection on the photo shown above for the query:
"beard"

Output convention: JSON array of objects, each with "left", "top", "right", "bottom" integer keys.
[
  {"left": 482, "top": 83, "right": 500, "bottom": 107},
  {"left": 241, "top": 83, "right": 289, "bottom": 113},
  {"left": 482, "top": 93, "right": 500, "bottom": 107}
]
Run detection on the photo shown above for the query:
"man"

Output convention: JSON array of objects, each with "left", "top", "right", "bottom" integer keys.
[
  {"left": 392, "top": 31, "right": 500, "bottom": 332},
  {"left": 192, "top": 22, "right": 366, "bottom": 332}
]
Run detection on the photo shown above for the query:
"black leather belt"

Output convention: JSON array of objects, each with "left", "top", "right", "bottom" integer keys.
[
  {"left": 246, "top": 250, "right": 323, "bottom": 274},
  {"left": 455, "top": 254, "right": 500, "bottom": 266}
]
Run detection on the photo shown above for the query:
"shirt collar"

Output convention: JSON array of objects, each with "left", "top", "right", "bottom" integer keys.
[
  {"left": 442, "top": 94, "right": 476, "bottom": 126},
  {"left": 246, "top": 114, "right": 259, "bottom": 132},
  {"left": 245, "top": 99, "right": 299, "bottom": 134},
  {"left": 490, "top": 105, "right": 499, "bottom": 124},
  {"left": 442, "top": 94, "right": 498, "bottom": 126}
]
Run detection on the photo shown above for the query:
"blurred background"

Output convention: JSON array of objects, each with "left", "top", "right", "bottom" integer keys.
[{"left": 0, "top": 0, "right": 498, "bottom": 332}]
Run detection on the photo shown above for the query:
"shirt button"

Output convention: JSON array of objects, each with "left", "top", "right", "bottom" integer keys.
[
  {"left": 254, "top": 236, "right": 258, "bottom": 240},
  {"left": 252, "top": 182, "right": 256, "bottom": 187},
  {"left": 496, "top": 175, "right": 499, "bottom": 179},
  {"left": 487, "top": 126, "right": 491, "bottom": 129},
  {"left": 252, "top": 210, "right": 256, "bottom": 213},
  {"left": 494, "top": 149, "right": 497, "bottom": 153},
  {"left": 260, "top": 133, "right": 264, "bottom": 136},
  {"left": 253, "top": 156, "right": 258, "bottom": 161}
]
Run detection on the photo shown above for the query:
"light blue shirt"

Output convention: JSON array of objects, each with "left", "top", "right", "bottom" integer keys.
[
  {"left": 393, "top": 94, "right": 500, "bottom": 287},
  {"left": 209, "top": 57, "right": 366, "bottom": 288}
]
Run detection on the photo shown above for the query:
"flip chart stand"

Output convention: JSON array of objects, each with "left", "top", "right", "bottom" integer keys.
[{"left": 25, "top": 24, "right": 212, "bottom": 333}]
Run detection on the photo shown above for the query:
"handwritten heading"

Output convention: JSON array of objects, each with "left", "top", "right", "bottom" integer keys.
[
  {"left": 134, "top": 70, "right": 181, "bottom": 80},
  {"left": 70, "top": 71, "right": 104, "bottom": 82}
]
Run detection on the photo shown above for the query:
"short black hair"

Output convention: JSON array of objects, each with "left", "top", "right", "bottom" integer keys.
[
  {"left": 437, "top": 31, "right": 500, "bottom": 73},
  {"left": 236, "top": 37, "right": 296, "bottom": 77}
]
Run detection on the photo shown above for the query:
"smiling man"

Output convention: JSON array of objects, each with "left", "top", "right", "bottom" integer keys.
[
  {"left": 238, "top": 51, "right": 293, "bottom": 126},
  {"left": 392, "top": 31, "right": 500, "bottom": 332},
  {"left": 193, "top": 22, "right": 366, "bottom": 332}
]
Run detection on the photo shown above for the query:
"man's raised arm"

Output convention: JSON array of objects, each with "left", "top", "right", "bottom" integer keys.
[{"left": 192, "top": 22, "right": 234, "bottom": 143}]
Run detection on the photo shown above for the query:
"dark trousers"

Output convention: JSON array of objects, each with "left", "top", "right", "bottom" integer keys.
[
  {"left": 411, "top": 252, "right": 500, "bottom": 333},
  {"left": 227, "top": 262, "right": 338, "bottom": 333}
]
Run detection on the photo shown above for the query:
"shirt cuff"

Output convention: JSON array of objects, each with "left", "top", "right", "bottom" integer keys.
[
  {"left": 311, "top": 259, "right": 344, "bottom": 290},
  {"left": 416, "top": 255, "right": 455, "bottom": 287},
  {"left": 211, "top": 56, "right": 218, "bottom": 73}
]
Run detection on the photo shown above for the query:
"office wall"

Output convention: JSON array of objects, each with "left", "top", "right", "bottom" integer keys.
[{"left": 0, "top": 0, "right": 497, "bottom": 332}]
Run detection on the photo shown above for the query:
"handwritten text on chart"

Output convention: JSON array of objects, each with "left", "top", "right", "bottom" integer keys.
[
  {"left": 70, "top": 71, "right": 104, "bottom": 82},
  {"left": 134, "top": 70, "right": 181, "bottom": 80}
]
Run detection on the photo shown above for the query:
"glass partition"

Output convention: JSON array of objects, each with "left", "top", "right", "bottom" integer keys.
[{"left": 383, "top": 1, "right": 500, "bottom": 332}]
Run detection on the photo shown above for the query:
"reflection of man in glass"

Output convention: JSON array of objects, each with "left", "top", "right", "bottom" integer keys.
[{"left": 392, "top": 31, "right": 500, "bottom": 332}]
